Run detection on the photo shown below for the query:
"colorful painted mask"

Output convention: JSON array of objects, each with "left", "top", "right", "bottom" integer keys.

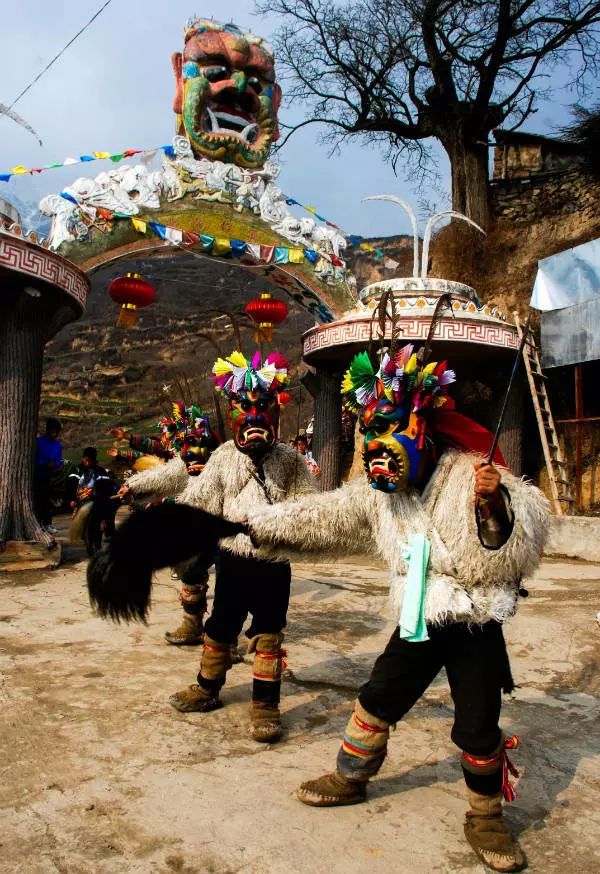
[
  {"left": 229, "top": 388, "right": 280, "bottom": 455},
  {"left": 172, "top": 19, "right": 282, "bottom": 169},
  {"left": 212, "top": 350, "right": 290, "bottom": 456},
  {"left": 160, "top": 403, "right": 219, "bottom": 466},
  {"left": 342, "top": 345, "right": 456, "bottom": 492}
]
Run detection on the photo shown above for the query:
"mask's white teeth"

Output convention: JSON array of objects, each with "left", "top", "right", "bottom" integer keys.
[
  {"left": 206, "top": 107, "right": 219, "bottom": 132},
  {"left": 241, "top": 123, "right": 259, "bottom": 144}
]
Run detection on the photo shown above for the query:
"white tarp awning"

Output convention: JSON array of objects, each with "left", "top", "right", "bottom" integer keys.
[{"left": 530, "top": 237, "right": 600, "bottom": 311}]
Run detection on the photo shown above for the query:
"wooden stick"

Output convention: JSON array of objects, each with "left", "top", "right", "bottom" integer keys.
[{"left": 487, "top": 316, "right": 531, "bottom": 465}]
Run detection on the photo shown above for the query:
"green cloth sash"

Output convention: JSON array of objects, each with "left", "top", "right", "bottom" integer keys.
[{"left": 399, "top": 533, "right": 430, "bottom": 642}]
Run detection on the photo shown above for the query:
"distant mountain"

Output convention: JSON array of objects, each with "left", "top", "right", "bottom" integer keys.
[{"left": 0, "top": 192, "right": 51, "bottom": 236}]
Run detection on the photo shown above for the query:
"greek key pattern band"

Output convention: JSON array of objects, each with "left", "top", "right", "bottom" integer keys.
[
  {"left": 0, "top": 232, "right": 90, "bottom": 310},
  {"left": 303, "top": 316, "right": 518, "bottom": 356}
]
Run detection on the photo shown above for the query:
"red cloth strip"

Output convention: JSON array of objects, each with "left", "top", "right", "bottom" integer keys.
[
  {"left": 431, "top": 408, "right": 507, "bottom": 468},
  {"left": 353, "top": 713, "right": 388, "bottom": 734}
]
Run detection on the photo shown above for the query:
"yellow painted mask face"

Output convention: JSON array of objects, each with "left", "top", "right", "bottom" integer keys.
[{"left": 360, "top": 399, "right": 429, "bottom": 492}]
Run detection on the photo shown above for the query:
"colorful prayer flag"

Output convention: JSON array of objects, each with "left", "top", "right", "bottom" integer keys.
[
  {"left": 246, "top": 243, "right": 261, "bottom": 261},
  {"left": 164, "top": 226, "right": 183, "bottom": 244},
  {"left": 260, "top": 245, "right": 275, "bottom": 263},
  {"left": 148, "top": 221, "right": 167, "bottom": 239},
  {"left": 131, "top": 217, "right": 147, "bottom": 233},
  {"left": 213, "top": 238, "right": 231, "bottom": 256},
  {"left": 230, "top": 239, "right": 246, "bottom": 256},
  {"left": 288, "top": 247, "right": 304, "bottom": 264}
]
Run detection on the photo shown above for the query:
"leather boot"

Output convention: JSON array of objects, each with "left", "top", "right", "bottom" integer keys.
[
  {"left": 464, "top": 790, "right": 527, "bottom": 872},
  {"left": 248, "top": 632, "right": 285, "bottom": 743},
  {"left": 169, "top": 635, "right": 232, "bottom": 713},
  {"left": 250, "top": 700, "right": 282, "bottom": 743},
  {"left": 296, "top": 771, "right": 367, "bottom": 807},
  {"left": 168, "top": 683, "right": 223, "bottom": 713},
  {"left": 164, "top": 611, "right": 205, "bottom": 646}
]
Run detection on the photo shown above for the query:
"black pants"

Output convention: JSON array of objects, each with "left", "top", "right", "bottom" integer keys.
[
  {"left": 204, "top": 549, "right": 291, "bottom": 645},
  {"left": 359, "top": 621, "right": 510, "bottom": 757},
  {"left": 33, "top": 477, "right": 53, "bottom": 526}
]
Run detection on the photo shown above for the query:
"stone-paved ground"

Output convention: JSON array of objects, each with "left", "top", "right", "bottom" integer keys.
[{"left": 0, "top": 521, "right": 599, "bottom": 874}]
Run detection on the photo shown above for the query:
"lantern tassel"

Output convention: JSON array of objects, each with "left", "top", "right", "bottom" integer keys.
[{"left": 116, "top": 304, "right": 139, "bottom": 328}]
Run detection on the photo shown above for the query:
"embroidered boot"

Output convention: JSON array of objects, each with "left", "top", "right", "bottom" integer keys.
[
  {"left": 464, "top": 790, "right": 526, "bottom": 872},
  {"left": 164, "top": 611, "right": 205, "bottom": 646},
  {"left": 296, "top": 700, "right": 389, "bottom": 806},
  {"left": 297, "top": 771, "right": 367, "bottom": 806},
  {"left": 169, "top": 635, "right": 232, "bottom": 713},
  {"left": 165, "top": 582, "right": 208, "bottom": 646},
  {"left": 462, "top": 736, "right": 525, "bottom": 872},
  {"left": 248, "top": 632, "right": 285, "bottom": 743}
]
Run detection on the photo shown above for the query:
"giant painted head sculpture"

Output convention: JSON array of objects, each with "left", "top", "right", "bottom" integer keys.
[
  {"left": 213, "top": 351, "right": 290, "bottom": 456},
  {"left": 342, "top": 345, "right": 456, "bottom": 492},
  {"left": 172, "top": 18, "right": 282, "bottom": 168}
]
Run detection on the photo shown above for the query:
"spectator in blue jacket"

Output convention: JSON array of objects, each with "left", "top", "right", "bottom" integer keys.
[{"left": 33, "top": 417, "right": 63, "bottom": 534}]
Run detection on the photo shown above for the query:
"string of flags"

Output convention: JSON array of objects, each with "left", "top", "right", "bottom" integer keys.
[
  {"left": 0, "top": 145, "right": 175, "bottom": 183},
  {"left": 74, "top": 202, "right": 346, "bottom": 268},
  {"left": 282, "top": 197, "right": 391, "bottom": 264},
  {"left": 133, "top": 217, "right": 345, "bottom": 267},
  {"left": 0, "top": 139, "right": 400, "bottom": 269},
  {"left": 129, "top": 214, "right": 401, "bottom": 270}
]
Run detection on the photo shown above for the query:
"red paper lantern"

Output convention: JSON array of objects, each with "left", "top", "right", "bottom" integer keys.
[
  {"left": 244, "top": 292, "right": 288, "bottom": 342},
  {"left": 108, "top": 272, "right": 156, "bottom": 327}
]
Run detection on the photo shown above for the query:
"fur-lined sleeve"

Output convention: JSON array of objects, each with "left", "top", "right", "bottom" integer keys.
[
  {"left": 424, "top": 451, "right": 549, "bottom": 587},
  {"left": 177, "top": 446, "right": 225, "bottom": 516},
  {"left": 249, "top": 477, "right": 375, "bottom": 558},
  {"left": 127, "top": 456, "right": 189, "bottom": 500}
]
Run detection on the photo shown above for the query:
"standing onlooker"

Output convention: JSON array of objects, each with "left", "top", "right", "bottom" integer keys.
[{"left": 33, "top": 417, "right": 63, "bottom": 535}]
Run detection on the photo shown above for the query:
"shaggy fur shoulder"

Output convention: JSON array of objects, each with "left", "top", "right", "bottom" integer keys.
[
  {"left": 423, "top": 450, "right": 550, "bottom": 589},
  {"left": 127, "top": 456, "right": 189, "bottom": 501},
  {"left": 251, "top": 448, "right": 549, "bottom": 626},
  {"left": 179, "top": 441, "right": 317, "bottom": 557},
  {"left": 250, "top": 476, "right": 377, "bottom": 558}
]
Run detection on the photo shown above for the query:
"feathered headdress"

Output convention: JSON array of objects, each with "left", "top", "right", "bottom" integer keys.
[
  {"left": 212, "top": 351, "right": 290, "bottom": 400},
  {"left": 341, "top": 344, "right": 456, "bottom": 416},
  {"left": 159, "top": 403, "right": 216, "bottom": 453}
]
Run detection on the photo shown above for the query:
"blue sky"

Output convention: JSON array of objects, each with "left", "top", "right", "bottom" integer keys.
[{"left": 0, "top": 0, "right": 584, "bottom": 237}]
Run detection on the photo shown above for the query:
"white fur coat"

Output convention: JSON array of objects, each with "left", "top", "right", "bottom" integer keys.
[
  {"left": 176, "top": 441, "right": 316, "bottom": 558},
  {"left": 127, "top": 456, "right": 189, "bottom": 502},
  {"left": 249, "top": 450, "right": 549, "bottom": 626}
]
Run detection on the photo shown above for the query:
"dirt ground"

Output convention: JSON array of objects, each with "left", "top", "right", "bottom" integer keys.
[{"left": 1, "top": 517, "right": 599, "bottom": 874}]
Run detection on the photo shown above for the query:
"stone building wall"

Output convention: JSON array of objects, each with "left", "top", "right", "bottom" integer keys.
[{"left": 490, "top": 167, "right": 600, "bottom": 226}]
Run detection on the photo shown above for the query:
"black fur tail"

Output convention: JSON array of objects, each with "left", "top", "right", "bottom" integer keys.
[{"left": 87, "top": 503, "right": 245, "bottom": 623}]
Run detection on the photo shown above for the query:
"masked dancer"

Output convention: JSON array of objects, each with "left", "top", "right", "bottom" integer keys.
[{"left": 247, "top": 344, "right": 548, "bottom": 872}]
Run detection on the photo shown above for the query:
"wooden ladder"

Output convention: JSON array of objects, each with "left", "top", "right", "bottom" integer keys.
[{"left": 514, "top": 313, "right": 573, "bottom": 515}]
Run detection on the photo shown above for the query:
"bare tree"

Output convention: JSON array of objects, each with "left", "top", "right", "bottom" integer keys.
[
  {"left": 261, "top": 0, "right": 600, "bottom": 226},
  {"left": 562, "top": 102, "right": 600, "bottom": 176}
]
